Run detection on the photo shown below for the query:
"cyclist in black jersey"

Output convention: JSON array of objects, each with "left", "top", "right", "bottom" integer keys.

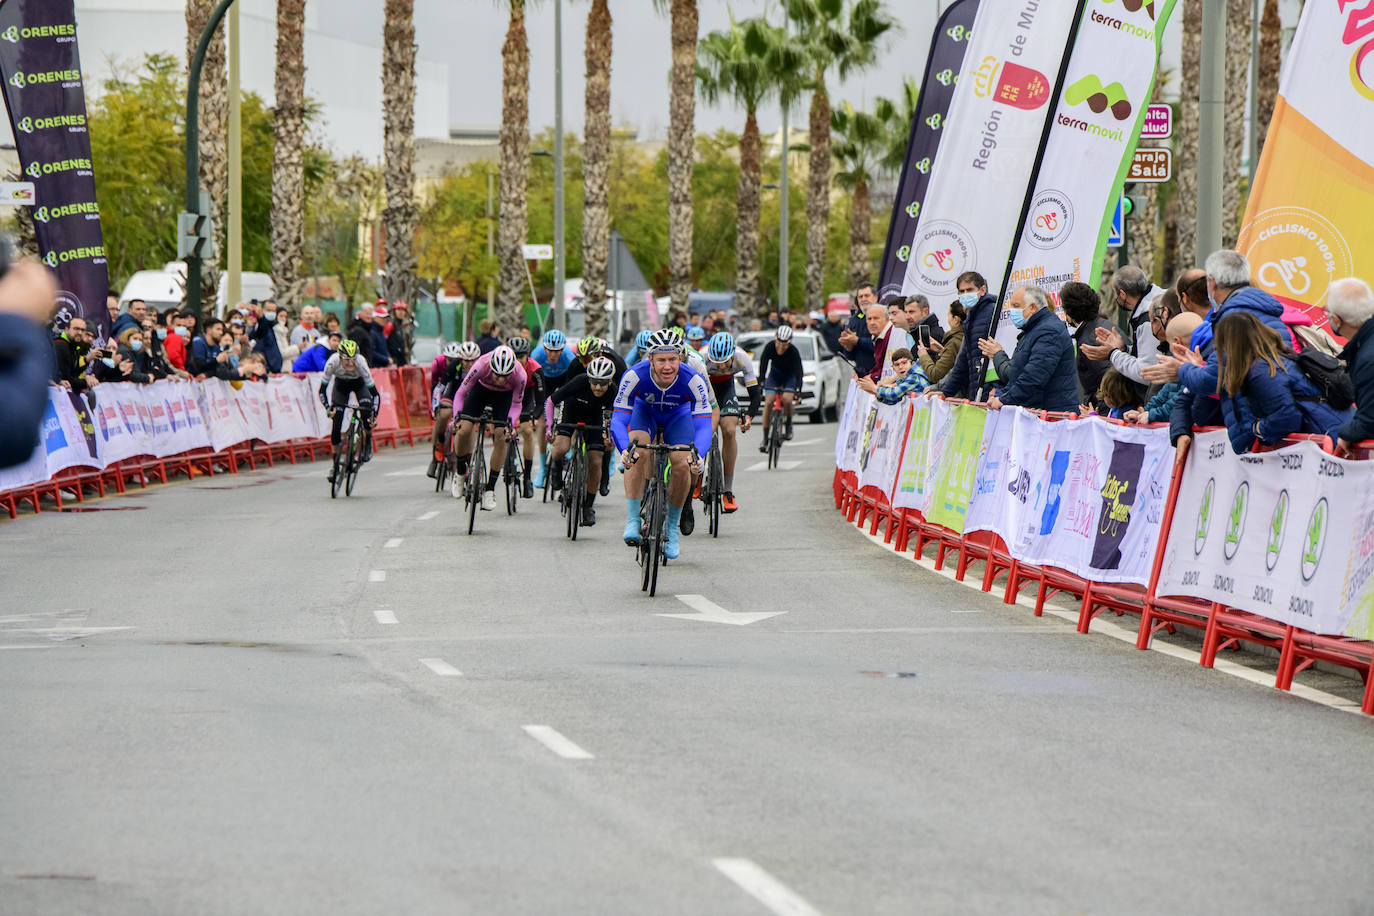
[
  {"left": 757, "top": 324, "right": 805, "bottom": 447},
  {"left": 548, "top": 356, "right": 618, "bottom": 525}
]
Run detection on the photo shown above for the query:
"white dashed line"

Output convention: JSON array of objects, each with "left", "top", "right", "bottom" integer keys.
[
  {"left": 384, "top": 538, "right": 403, "bottom": 549},
  {"left": 368, "top": 569, "right": 387, "bottom": 583},
  {"left": 712, "top": 858, "right": 823, "bottom": 916},
  {"left": 522, "top": 725, "right": 594, "bottom": 760},
  {"left": 419, "top": 658, "right": 462, "bottom": 676},
  {"left": 373, "top": 609, "right": 398, "bottom": 625},
  {"left": 744, "top": 460, "right": 802, "bottom": 472},
  {"left": 417, "top": 510, "right": 440, "bottom": 521}
]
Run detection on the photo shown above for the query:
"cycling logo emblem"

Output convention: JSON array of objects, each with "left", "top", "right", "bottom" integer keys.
[
  {"left": 1341, "top": 5, "right": 1374, "bottom": 101},
  {"left": 1239, "top": 207, "right": 1353, "bottom": 310},
  {"left": 1, "top": 26, "right": 18, "bottom": 43},
  {"left": 1194, "top": 477, "right": 1214, "bottom": 557},
  {"left": 1025, "top": 189, "right": 1073, "bottom": 250},
  {"left": 33, "top": 206, "right": 48, "bottom": 223},
  {"left": 909, "top": 220, "right": 975, "bottom": 297},
  {"left": 1065, "top": 75, "right": 1133, "bottom": 121},
  {"left": 1222, "top": 481, "right": 1248, "bottom": 562},
  {"left": 1266, "top": 489, "right": 1289, "bottom": 572},
  {"left": 1301, "top": 497, "right": 1329, "bottom": 582}
]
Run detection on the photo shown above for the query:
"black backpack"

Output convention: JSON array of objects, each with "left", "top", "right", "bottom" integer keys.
[{"left": 1293, "top": 347, "right": 1355, "bottom": 410}]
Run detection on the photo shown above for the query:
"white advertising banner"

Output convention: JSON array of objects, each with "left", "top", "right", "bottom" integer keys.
[
  {"left": 835, "top": 381, "right": 874, "bottom": 474},
  {"left": 1158, "top": 430, "right": 1374, "bottom": 637},
  {"left": 900, "top": 0, "right": 1080, "bottom": 318},
  {"left": 41, "top": 387, "right": 101, "bottom": 475},
  {"left": 857, "top": 398, "right": 912, "bottom": 499}
]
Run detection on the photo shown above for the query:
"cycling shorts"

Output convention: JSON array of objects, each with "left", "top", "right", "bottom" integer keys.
[
  {"left": 628, "top": 400, "right": 696, "bottom": 449},
  {"left": 329, "top": 376, "right": 376, "bottom": 410},
  {"left": 459, "top": 384, "right": 514, "bottom": 424},
  {"left": 440, "top": 377, "right": 462, "bottom": 405},
  {"left": 711, "top": 379, "right": 744, "bottom": 416},
  {"left": 763, "top": 370, "right": 801, "bottom": 393},
  {"left": 555, "top": 422, "right": 608, "bottom": 451}
]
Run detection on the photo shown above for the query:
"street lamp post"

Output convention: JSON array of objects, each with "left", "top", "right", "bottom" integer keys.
[{"left": 553, "top": 0, "right": 566, "bottom": 333}]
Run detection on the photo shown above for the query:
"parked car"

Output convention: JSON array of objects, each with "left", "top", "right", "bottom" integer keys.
[{"left": 733, "top": 329, "right": 845, "bottom": 423}]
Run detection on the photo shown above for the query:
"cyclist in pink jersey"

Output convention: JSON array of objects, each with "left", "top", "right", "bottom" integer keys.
[{"left": 452, "top": 345, "right": 526, "bottom": 511}]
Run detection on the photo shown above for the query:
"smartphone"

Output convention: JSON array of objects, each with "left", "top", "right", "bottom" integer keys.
[{"left": 917, "top": 326, "right": 931, "bottom": 347}]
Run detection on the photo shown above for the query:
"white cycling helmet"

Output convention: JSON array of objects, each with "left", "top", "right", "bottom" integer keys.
[
  {"left": 456, "top": 341, "right": 480, "bottom": 360},
  {"left": 490, "top": 345, "right": 517, "bottom": 375},
  {"left": 442, "top": 342, "right": 463, "bottom": 358},
  {"left": 775, "top": 324, "right": 794, "bottom": 342},
  {"left": 587, "top": 356, "right": 616, "bottom": 381},
  {"left": 647, "top": 329, "right": 680, "bottom": 353}
]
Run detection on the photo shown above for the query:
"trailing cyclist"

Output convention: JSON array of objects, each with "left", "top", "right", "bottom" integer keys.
[
  {"left": 319, "top": 339, "right": 380, "bottom": 484},
  {"left": 611, "top": 330, "right": 713, "bottom": 560},
  {"left": 757, "top": 324, "right": 804, "bottom": 449},
  {"left": 509, "top": 335, "right": 543, "bottom": 499},
  {"left": 452, "top": 345, "right": 527, "bottom": 511},
  {"left": 667, "top": 326, "right": 717, "bottom": 535},
  {"left": 624, "top": 328, "right": 653, "bottom": 366},
  {"left": 530, "top": 329, "right": 575, "bottom": 489},
  {"left": 703, "top": 332, "right": 760, "bottom": 512},
  {"left": 548, "top": 355, "right": 618, "bottom": 526},
  {"left": 686, "top": 324, "right": 707, "bottom": 352},
  {"left": 427, "top": 341, "right": 480, "bottom": 479}
]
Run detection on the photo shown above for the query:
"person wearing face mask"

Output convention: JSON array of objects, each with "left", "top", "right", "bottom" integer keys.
[
  {"left": 976, "top": 284, "right": 1078, "bottom": 412},
  {"left": 249, "top": 299, "right": 283, "bottom": 373},
  {"left": 158, "top": 308, "right": 187, "bottom": 370},
  {"left": 937, "top": 270, "right": 999, "bottom": 399},
  {"left": 292, "top": 329, "right": 343, "bottom": 372}
]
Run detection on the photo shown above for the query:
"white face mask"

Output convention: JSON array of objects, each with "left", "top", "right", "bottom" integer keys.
[
  {"left": 265, "top": 311, "right": 277, "bottom": 321},
  {"left": 175, "top": 326, "right": 190, "bottom": 338}
]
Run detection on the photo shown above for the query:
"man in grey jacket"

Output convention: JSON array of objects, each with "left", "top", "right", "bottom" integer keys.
[{"left": 1080, "top": 265, "right": 1163, "bottom": 386}]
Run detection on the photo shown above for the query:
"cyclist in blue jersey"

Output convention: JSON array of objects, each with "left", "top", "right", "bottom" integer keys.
[
  {"left": 530, "top": 329, "right": 575, "bottom": 487},
  {"left": 624, "top": 328, "right": 653, "bottom": 366},
  {"left": 611, "top": 330, "right": 714, "bottom": 559}
]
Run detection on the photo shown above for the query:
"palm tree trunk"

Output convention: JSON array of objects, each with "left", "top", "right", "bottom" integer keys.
[
  {"left": 1221, "top": 0, "right": 1250, "bottom": 248},
  {"left": 497, "top": 1, "right": 531, "bottom": 332},
  {"left": 667, "top": 0, "right": 697, "bottom": 317},
  {"left": 805, "top": 78, "right": 831, "bottom": 313},
  {"left": 272, "top": 0, "right": 306, "bottom": 318},
  {"left": 381, "top": 0, "right": 419, "bottom": 311},
  {"left": 186, "top": 0, "right": 227, "bottom": 312},
  {"left": 581, "top": 0, "right": 612, "bottom": 339},
  {"left": 734, "top": 109, "right": 762, "bottom": 319},
  {"left": 848, "top": 176, "right": 870, "bottom": 291},
  {"left": 1128, "top": 61, "right": 1164, "bottom": 281},
  {"left": 1255, "top": 0, "right": 1281, "bottom": 162},
  {"left": 1174, "top": 0, "right": 1201, "bottom": 267}
]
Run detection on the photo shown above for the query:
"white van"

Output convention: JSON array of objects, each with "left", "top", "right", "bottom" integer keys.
[
  {"left": 217, "top": 271, "right": 275, "bottom": 314},
  {"left": 119, "top": 263, "right": 186, "bottom": 317}
]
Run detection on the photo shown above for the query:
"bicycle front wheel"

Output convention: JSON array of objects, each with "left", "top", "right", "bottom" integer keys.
[
  {"left": 569, "top": 458, "right": 585, "bottom": 541},
  {"left": 329, "top": 441, "right": 343, "bottom": 499},
  {"left": 345, "top": 425, "right": 362, "bottom": 496}
]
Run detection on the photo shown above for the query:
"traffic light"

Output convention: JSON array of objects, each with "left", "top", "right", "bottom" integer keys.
[
  {"left": 1122, "top": 195, "right": 1135, "bottom": 217},
  {"left": 177, "top": 209, "right": 216, "bottom": 260}
]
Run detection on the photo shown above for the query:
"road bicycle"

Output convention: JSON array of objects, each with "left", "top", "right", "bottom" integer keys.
[
  {"left": 761, "top": 389, "right": 811, "bottom": 469},
  {"left": 503, "top": 440, "right": 524, "bottom": 515},
  {"left": 434, "top": 420, "right": 456, "bottom": 494},
  {"left": 557, "top": 421, "right": 603, "bottom": 541},
  {"left": 628, "top": 441, "right": 695, "bottom": 597},
  {"left": 329, "top": 405, "right": 368, "bottom": 499},
  {"left": 701, "top": 429, "right": 725, "bottom": 538},
  {"left": 454, "top": 408, "right": 510, "bottom": 535}
]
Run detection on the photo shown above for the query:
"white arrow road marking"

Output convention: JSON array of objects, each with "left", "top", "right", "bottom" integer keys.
[
  {"left": 368, "top": 569, "right": 387, "bottom": 583},
  {"left": 522, "top": 725, "right": 594, "bottom": 760},
  {"left": 384, "top": 468, "right": 428, "bottom": 477},
  {"left": 373, "top": 610, "right": 398, "bottom": 625},
  {"left": 712, "top": 858, "right": 823, "bottom": 916},
  {"left": 657, "top": 595, "right": 786, "bottom": 627},
  {"left": 419, "top": 658, "right": 462, "bottom": 676},
  {"left": 383, "top": 538, "right": 403, "bottom": 549},
  {"left": 743, "top": 460, "right": 802, "bottom": 472}
]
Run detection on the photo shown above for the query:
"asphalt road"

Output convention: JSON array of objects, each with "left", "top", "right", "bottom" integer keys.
[{"left": 2, "top": 421, "right": 1373, "bottom": 915}]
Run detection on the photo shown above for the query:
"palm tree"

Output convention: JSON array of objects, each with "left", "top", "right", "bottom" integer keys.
[
  {"left": 581, "top": 0, "right": 612, "bottom": 339},
  {"left": 697, "top": 16, "right": 801, "bottom": 319},
  {"left": 1255, "top": 0, "right": 1281, "bottom": 163},
  {"left": 1173, "top": 0, "right": 1201, "bottom": 267},
  {"left": 653, "top": 0, "right": 698, "bottom": 318},
  {"left": 497, "top": 0, "right": 531, "bottom": 331},
  {"left": 272, "top": 0, "right": 307, "bottom": 317},
  {"left": 381, "top": 0, "right": 419, "bottom": 311},
  {"left": 1221, "top": 0, "right": 1250, "bottom": 248},
  {"left": 785, "top": 0, "right": 896, "bottom": 312},
  {"left": 830, "top": 99, "right": 893, "bottom": 290},
  {"left": 185, "top": 0, "right": 227, "bottom": 311},
  {"left": 879, "top": 76, "right": 919, "bottom": 175}
]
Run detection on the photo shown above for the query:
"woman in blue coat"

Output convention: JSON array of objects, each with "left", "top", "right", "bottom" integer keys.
[{"left": 1207, "top": 311, "right": 1352, "bottom": 453}]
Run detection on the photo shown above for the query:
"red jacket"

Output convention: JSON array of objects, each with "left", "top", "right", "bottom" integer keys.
[{"left": 164, "top": 331, "right": 187, "bottom": 370}]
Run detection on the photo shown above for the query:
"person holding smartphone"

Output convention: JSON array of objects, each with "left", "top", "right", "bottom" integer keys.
[{"left": 917, "top": 300, "right": 965, "bottom": 385}]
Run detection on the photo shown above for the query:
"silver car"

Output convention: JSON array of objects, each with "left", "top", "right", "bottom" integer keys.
[{"left": 733, "top": 329, "right": 846, "bottom": 423}]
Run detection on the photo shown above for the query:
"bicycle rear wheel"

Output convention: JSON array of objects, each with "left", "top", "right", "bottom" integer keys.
[
  {"left": 467, "top": 435, "right": 485, "bottom": 535},
  {"left": 345, "top": 424, "right": 362, "bottom": 496},
  {"left": 569, "top": 456, "right": 585, "bottom": 541},
  {"left": 329, "top": 440, "right": 343, "bottom": 499},
  {"left": 505, "top": 448, "right": 520, "bottom": 515},
  {"left": 639, "top": 486, "right": 655, "bottom": 592},
  {"left": 768, "top": 414, "right": 782, "bottom": 469},
  {"left": 647, "top": 482, "right": 664, "bottom": 597}
]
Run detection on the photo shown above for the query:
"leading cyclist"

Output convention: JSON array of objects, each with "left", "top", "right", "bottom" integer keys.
[
  {"left": 452, "top": 345, "right": 526, "bottom": 511},
  {"left": 611, "top": 329, "right": 713, "bottom": 560},
  {"left": 757, "top": 324, "right": 804, "bottom": 448},
  {"left": 318, "top": 339, "right": 379, "bottom": 484},
  {"left": 703, "top": 332, "right": 760, "bottom": 512}
]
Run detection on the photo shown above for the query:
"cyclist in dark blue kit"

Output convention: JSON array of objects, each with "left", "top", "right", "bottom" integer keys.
[{"left": 757, "top": 324, "right": 804, "bottom": 448}]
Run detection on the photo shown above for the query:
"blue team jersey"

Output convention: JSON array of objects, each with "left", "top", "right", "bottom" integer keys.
[
  {"left": 532, "top": 344, "right": 576, "bottom": 380},
  {"left": 610, "top": 360, "right": 714, "bottom": 455}
]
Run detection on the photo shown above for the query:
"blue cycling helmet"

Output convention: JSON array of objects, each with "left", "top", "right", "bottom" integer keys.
[
  {"left": 707, "top": 332, "right": 736, "bottom": 363},
  {"left": 635, "top": 329, "right": 652, "bottom": 351},
  {"left": 686, "top": 325, "right": 706, "bottom": 341},
  {"left": 542, "top": 329, "right": 566, "bottom": 350}
]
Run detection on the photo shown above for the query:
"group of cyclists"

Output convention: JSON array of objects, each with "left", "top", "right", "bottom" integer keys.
[{"left": 319, "top": 320, "right": 809, "bottom": 562}]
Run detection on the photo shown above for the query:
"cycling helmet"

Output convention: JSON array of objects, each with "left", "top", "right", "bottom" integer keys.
[
  {"left": 489, "top": 345, "right": 517, "bottom": 375},
  {"left": 542, "top": 329, "right": 566, "bottom": 350},
  {"left": 442, "top": 342, "right": 462, "bottom": 358},
  {"left": 635, "top": 329, "right": 653, "bottom": 351},
  {"left": 647, "top": 329, "right": 680, "bottom": 353},
  {"left": 456, "top": 341, "right": 480, "bottom": 361},
  {"left": 575, "top": 336, "right": 602, "bottom": 358},
  {"left": 507, "top": 336, "right": 531, "bottom": 356},
  {"left": 339, "top": 339, "right": 359, "bottom": 358},
  {"left": 586, "top": 356, "right": 616, "bottom": 381},
  {"left": 775, "top": 324, "right": 794, "bottom": 342},
  {"left": 707, "top": 332, "right": 736, "bottom": 363},
  {"left": 686, "top": 325, "right": 706, "bottom": 341}
]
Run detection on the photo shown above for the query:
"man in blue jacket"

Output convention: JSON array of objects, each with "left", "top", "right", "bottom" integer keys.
[
  {"left": 248, "top": 302, "right": 282, "bottom": 373},
  {"left": 292, "top": 330, "right": 342, "bottom": 372},
  {"left": 1327, "top": 277, "right": 1374, "bottom": 453},
  {"left": 977, "top": 284, "right": 1078, "bottom": 412},
  {"left": 939, "top": 270, "right": 998, "bottom": 400}
]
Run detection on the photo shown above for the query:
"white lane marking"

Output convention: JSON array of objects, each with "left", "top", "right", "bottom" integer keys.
[
  {"left": 0, "top": 645, "right": 52, "bottom": 650},
  {"left": 416, "top": 510, "right": 440, "bottom": 521},
  {"left": 522, "top": 725, "right": 594, "bottom": 760},
  {"left": 420, "top": 657, "right": 462, "bottom": 676},
  {"left": 384, "top": 538, "right": 404, "bottom": 549},
  {"left": 368, "top": 569, "right": 387, "bottom": 583},
  {"left": 373, "top": 609, "right": 398, "bottom": 625},
  {"left": 385, "top": 467, "right": 428, "bottom": 477},
  {"left": 744, "top": 460, "right": 802, "bottom": 472},
  {"left": 712, "top": 858, "right": 823, "bottom": 916},
  {"left": 659, "top": 594, "right": 786, "bottom": 626},
  {"left": 788, "top": 437, "right": 822, "bottom": 446},
  {"left": 849, "top": 521, "right": 1365, "bottom": 716}
]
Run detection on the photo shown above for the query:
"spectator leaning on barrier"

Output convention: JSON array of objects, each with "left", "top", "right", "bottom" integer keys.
[
  {"left": 159, "top": 308, "right": 187, "bottom": 370},
  {"left": 978, "top": 284, "right": 1079, "bottom": 413},
  {"left": 856, "top": 348, "right": 930, "bottom": 405},
  {"left": 191, "top": 319, "right": 234, "bottom": 379},
  {"left": 292, "top": 329, "right": 342, "bottom": 373},
  {"left": 1060, "top": 281, "right": 1114, "bottom": 407},
  {"left": 1126, "top": 311, "right": 1203, "bottom": 425},
  {"left": 271, "top": 301, "right": 300, "bottom": 368},
  {"left": 1326, "top": 277, "right": 1374, "bottom": 453},
  {"left": 111, "top": 298, "right": 146, "bottom": 338},
  {"left": 938, "top": 271, "right": 998, "bottom": 399},
  {"left": 290, "top": 304, "right": 322, "bottom": 351},
  {"left": 1080, "top": 265, "right": 1163, "bottom": 387},
  {"left": 1201, "top": 311, "right": 1352, "bottom": 453},
  {"left": 917, "top": 300, "right": 964, "bottom": 384},
  {"left": 52, "top": 314, "right": 94, "bottom": 392}
]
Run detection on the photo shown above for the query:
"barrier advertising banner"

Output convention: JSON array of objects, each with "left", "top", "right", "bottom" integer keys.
[
  {"left": 1237, "top": 1, "right": 1374, "bottom": 328},
  {"left": 0, "top": 0, "right": 111, "bottom": 337},
  {"left": 857, "top": 398, "right": 912, "bottom": 500},
  {"left": 835, "top": 385, "right": 873, "bottom": 474},
  {"left": 875, "top": 0, "right": 979, "bottom": 304},
  {"left": 899, "top": 0, "right": 1080, "bottom": 319},
  {"left": 1157, "top": 430, "right": 1374, "bottom": 638},
  {"left": 1006, "top": 0, "right": 1177, "bottom": 301},
  {"left": 925, "top": 401, "right": 989, "bottom": 533}
]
